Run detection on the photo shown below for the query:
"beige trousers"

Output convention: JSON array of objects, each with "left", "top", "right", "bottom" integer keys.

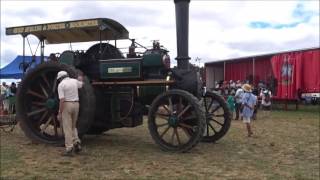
[{"left": 62, "top": 102, "right": 80, "bottom": 151}]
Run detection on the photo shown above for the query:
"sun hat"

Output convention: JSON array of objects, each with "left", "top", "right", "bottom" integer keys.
[
  {"left": 57, "top": 71, "right": 68, "bottom": 80},
  {"left": 242, "top": 84, "right": 252, "bottom": 92}
]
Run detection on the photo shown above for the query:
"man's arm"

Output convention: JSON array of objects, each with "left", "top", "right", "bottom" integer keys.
[
  {"left": 57, "top": 83, "right": 65, "bottom": 115},
  {"left": 77, "top": 75, "right": 84, "bottom": 89},
  {"left": 59, "top": 98, "right": 65, "bottom": 114}
]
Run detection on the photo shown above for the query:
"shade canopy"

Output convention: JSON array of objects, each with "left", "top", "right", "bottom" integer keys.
[
  {"left": 6, "top": 18, "right": 129, "bottom": 44},
  {"left": 0, "top": 56, "right": 46, "bottom": 79}
]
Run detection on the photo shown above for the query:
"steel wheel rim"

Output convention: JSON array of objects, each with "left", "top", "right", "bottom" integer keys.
[
  {"left": 203, "top": 95, "right": 227, "bottom": 138},
  {"left": 151, "top": 94, "right": 201, "bottom": 149},
  {"left": 23, "top": 68, "right": 64, "bottom": 141}
]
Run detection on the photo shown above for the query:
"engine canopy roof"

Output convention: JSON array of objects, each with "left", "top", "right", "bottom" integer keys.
[{"left": 6, "top": 18, "right": 129, "bottom": 44}]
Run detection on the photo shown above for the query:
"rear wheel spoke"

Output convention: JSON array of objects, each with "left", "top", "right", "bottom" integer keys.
[
  {"left": 32, "top": 101, "right": 46, "bottom": 107},
  {"left": 38, "top": 110, "right": 49, "bottom": 126},
  {"left": 40, "top": 116, "right": 53, "bottom": 133},
  {"left": 41, "top": 74, "right": 51, "bottom": 89},
  {"left": 39, "top": 83, "right": 49, "bottom": 98},
  {"left": 27, "top": 108, "right": 47, "bottom": 117},
  {"left": 27, "top": 90, "right": 47, "bottom": 100}
]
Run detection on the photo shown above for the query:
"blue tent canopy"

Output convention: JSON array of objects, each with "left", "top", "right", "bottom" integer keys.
[{"left": 0, "top": 56, "right": 47, "bottom": 79}]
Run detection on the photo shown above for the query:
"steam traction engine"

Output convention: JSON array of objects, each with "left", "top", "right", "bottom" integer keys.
[{"left": 6, "top": 0, "right": 231, "bottom": 152}]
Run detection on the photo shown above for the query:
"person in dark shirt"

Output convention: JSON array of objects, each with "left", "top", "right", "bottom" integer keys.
[
  {"left": 251, "top": 86, "right": 259, "bottom": 120},
  {"left": 10, "top": 82, "right": 17, "bottom": 95}
]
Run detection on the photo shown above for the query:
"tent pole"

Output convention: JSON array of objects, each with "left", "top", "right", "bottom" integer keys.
[
  {"left": 22, "top": 35, "right": 26, "bottom": 75},
  {"left": 40, "top": 39, "right": 45, "bottom": 63}
]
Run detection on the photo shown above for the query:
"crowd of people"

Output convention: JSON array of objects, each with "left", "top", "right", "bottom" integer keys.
[
  {"left": 0, "top": 82, "right": 17, "bottom": 114},
  {"left": 212, "top": 79, "right": 273, "bottom": 137}
]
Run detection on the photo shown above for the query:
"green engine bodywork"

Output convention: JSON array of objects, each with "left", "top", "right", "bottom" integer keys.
[
  {"left": 58, "top": 43, "right": 170, "bottom": 130},
  {"left": 100, "top": 59, "right": 142, "bottom": 79}
]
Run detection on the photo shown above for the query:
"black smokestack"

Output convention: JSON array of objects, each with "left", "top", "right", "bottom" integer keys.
[{"left": 174, "top": 0, "right": 190, "bottom": 70}]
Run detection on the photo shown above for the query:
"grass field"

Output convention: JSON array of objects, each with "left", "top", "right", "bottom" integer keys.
[{"left": 1, "top": 105, "right": 319, "bottom": 180}]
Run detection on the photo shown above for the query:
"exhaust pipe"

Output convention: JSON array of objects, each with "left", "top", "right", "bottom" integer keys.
[{"left": 174, "top": 0, "right": 190, "bottom": 70}]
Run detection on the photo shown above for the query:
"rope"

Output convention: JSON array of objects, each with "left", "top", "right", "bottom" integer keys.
[
  {"left": 26, "top": 37, "right": 34, "bottom": 55},
  {"left": 26, "top": 37, "right": 41, "bottom": 56}
]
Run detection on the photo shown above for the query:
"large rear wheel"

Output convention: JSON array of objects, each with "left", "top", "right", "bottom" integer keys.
[
  {"left": 16, "top": 62, "right": 95, "bottom": 144},
  {"left": 201, "top": 91, "right": 231, "bottom": 142}
]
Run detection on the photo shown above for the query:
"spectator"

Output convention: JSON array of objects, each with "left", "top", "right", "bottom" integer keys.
[
  {"left": 241, "top": 84, "right": 257, "bottom": 137},
  {"left": 251, "top": 85, "right": 259, "bottom": 120},
  {"left": 234, "top": 83, "right": 244, "bottom": 120},
  {"left": 227, "top": 92, "right": 235, "bottom": 119},
  {"left": 236, "top": 80, "right": 242, "bottom": 88},
  {"left": 260, "top": 89, "right": 272, "bottom": 117},
  {"left": 0, "top": 84, "right": 5, "bottom": 111},
  {"left": 1, "top": 82, "right": 10, "bottom": 113},
  {"left": 10, "top": 82, "right": 17, "bottom": 95},
  {"left": 9, "top": 82, "right": 17, "bottom": 114}
]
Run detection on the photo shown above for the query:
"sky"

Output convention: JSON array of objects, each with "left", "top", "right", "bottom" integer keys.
[{"left": 0, "top": 0, "right": 319, "bottom": 68}]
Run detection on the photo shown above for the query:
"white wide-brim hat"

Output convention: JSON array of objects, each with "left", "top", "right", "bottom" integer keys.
[{"left": 57, "top": 71, "right": 68, "bottom": 80}]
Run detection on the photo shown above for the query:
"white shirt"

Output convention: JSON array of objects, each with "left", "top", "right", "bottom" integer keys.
[
  {"left": 235, "top": 88, "right": 244, "bottom": 104},
  {"left": 58, "top": 77, "right": 83, "bottom": 101}
]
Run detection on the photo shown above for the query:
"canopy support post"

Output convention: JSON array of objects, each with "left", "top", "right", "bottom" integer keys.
[
  {"left": 22, "top": 34, "right": 26, "bottom": 75},
  {"left": 40, "top": 38, "right": 45, "bottom": 63}
]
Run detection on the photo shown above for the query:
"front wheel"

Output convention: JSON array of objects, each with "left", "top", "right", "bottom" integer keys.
[{"left": 148, "top": 89, "right": 205, "bottom": 152}]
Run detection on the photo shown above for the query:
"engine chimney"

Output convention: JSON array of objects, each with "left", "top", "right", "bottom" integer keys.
[{"left": 174, "top": 0, "right": 190, "bottom": 70}]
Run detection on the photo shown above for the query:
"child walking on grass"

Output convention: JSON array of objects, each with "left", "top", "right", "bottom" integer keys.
[
  {"left": 227, "top": 92, "right": 235, "bottom": 119},
  {"left": 241, "top": 84, "right": 257, "bottom": 137}
]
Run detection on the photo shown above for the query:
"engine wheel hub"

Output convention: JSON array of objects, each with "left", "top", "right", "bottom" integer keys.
[{"left": 46, "top": 98, "right": 57, "bottom": 109}]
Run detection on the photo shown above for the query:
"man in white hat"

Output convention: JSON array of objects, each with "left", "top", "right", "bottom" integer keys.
[
  {"left": 241, "top": 84, "right": 257, "bottom": 137},
  {"left": 57, "top": 70, "right": 83, "bottom": 156}
]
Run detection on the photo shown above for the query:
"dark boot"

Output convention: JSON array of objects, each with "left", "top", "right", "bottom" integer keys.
[{"left": 74, "top": 142, "right": 82, "bottom": 154}]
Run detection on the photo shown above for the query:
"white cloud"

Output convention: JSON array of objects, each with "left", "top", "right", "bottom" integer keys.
[{"left": 1, "top": 0, "right": 319, "bottom": 68}]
